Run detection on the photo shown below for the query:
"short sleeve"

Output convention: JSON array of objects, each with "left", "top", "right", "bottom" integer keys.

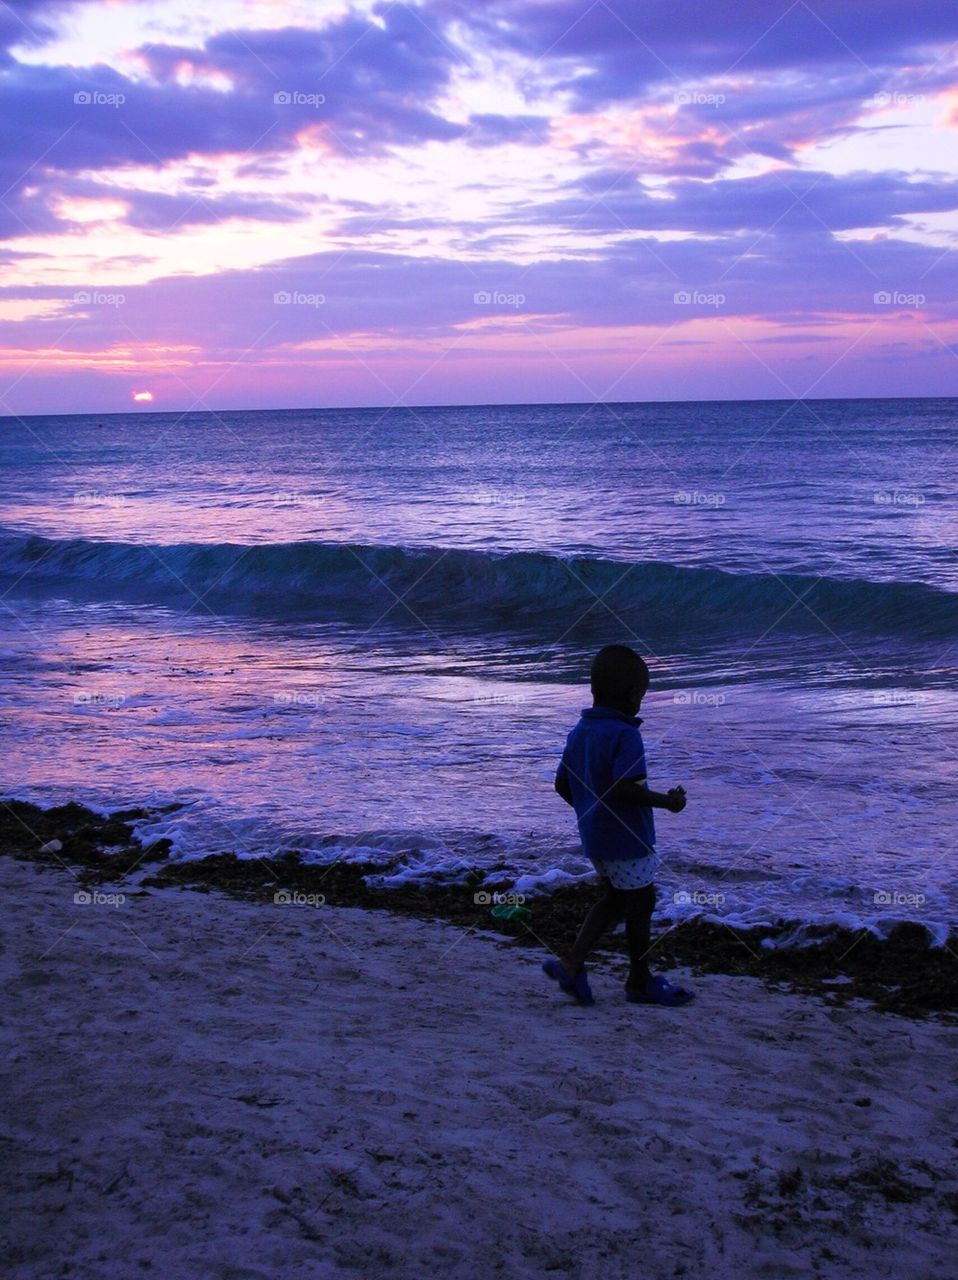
[{"left": 610, "top": 727, "right": 646, "bottom": 786}]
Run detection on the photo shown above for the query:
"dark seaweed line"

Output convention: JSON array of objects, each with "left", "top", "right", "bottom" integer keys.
[{"left": 3, "top": 798, "right": 957, "bottom": 1019}]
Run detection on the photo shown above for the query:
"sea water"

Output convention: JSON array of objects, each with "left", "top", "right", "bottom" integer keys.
[{"left": 2, "top": 398, "right": 956, "bottom": 937}]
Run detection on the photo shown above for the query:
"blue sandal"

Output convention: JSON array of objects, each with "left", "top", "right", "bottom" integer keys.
[
  {"left": 626, "top": 975, "right": 694, "bottom": 1007},
  {"left": 542, "top": 958, "right": 595, "bottom": 1005}
]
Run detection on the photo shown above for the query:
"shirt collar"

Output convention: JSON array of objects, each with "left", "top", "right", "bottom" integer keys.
[{"left": 581, "top": 705, "right": 643, "bottom": 727}]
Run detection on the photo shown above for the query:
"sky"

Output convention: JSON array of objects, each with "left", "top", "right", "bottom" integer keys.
[{"left": 1, "top": 0, "right": 957, "bottom": 415}]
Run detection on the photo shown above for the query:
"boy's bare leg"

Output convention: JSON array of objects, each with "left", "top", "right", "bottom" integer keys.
[
  {"left": 622, "top": 883, "right": 657, "bottom": 992},
  {"left": 563, "top": 878, "right": 624, "bottom": 974}
]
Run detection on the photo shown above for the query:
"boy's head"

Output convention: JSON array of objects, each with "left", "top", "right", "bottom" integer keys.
[{"left": 590, "top": 644, "right": 650, "bottom": 714}]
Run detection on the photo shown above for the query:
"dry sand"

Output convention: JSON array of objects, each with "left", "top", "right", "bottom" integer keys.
[{"left": 3, "top": 856, "right": 957, "bottom": 1280}]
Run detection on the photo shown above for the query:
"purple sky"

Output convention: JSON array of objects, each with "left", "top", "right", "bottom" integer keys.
[{"left": 1, "top": 0, "right": 957, "bottom": 414}]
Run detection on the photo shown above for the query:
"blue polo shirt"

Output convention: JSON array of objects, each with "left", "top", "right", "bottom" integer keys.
[{"left": 556, "top": 706, "right": 655, "bottom": 861}]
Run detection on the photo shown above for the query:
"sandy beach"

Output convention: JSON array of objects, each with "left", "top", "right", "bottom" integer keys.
[{"left": 4, "top": 850, "right": 958, "bottom": 1280}]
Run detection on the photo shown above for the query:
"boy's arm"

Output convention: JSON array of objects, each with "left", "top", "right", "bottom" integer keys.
[
  {"left": 554, "top": 762, "right": 574, "bottom": 806},
  {"left": 611, "top": 778, "right": 686, "bottom": 812}
]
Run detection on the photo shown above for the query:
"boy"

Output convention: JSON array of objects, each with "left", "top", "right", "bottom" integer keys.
[{"left": 544, "top": 644, "right": 694, "bottom": 1007}]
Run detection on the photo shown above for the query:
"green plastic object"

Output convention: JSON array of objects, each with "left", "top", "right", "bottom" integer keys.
[{"left": 490, "top": 903, "right": 532, "bottom": 922}]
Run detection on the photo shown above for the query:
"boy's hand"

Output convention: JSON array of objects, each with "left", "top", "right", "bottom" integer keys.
[{"left": 665, "top": 785, "right": 687, "bottom": 813}]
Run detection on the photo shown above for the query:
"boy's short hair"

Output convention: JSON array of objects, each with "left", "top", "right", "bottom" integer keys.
[{"left": 590, "top": 644, "right": 650, "bottom": 702}]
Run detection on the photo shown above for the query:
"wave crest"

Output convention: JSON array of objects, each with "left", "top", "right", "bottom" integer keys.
[{"left": 1, "top": 529, "right": 955, "bottom": 639}]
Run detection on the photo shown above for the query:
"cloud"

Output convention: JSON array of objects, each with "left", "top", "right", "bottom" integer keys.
[
  {"left": 137, "top": 5, "right": 467, "bottom": 153},
  {"left": 430, "top": 0, "right": 958, "bottom": 173},
  {"left": 1, "top": 0, "right": 956, "bottom": 410},
  {"left": 464, "top": 112, "right": 551, "bottom": 146},
  {"left": 0, "top": 0, "right": 79, "bottom": 64},
  {"left": 1, "top": 221, "right": 954, "bottom": 364},
  {"left": 56, "top": 177, "right": 314, "bottom": 231},
  {"left": 0, "top": 3, "right": 471, "bottom": 240},
  {"left": 533, "top": 166, "right": 958, "bottom": 235},
  {"left": 433, "top": 0, "right": 958, "bottom": 104}
]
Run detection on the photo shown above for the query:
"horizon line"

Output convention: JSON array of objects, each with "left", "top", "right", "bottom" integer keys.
[{"left": 3, "top": 390, "right": 956, "bottom": 423}]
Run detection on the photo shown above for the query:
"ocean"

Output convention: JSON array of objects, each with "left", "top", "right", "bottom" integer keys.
[{"left": 2, "top": 398, "right": 956, "bottom": 940}]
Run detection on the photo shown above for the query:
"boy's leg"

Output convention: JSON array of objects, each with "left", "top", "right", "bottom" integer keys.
[
  {"left": 563, "top": 877, "right": 625, "bottom": 974},
  {"left": 622, "top": 883, "right": 657, "bottom": 991}
]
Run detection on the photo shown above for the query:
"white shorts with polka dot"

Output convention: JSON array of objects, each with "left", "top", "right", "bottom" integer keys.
[{"left": 590, "top": 853, "right": 660, "bottom": 890}]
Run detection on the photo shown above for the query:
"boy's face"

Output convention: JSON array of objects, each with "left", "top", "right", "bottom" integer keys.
[{"left": 626, "top": 679, "right": 649, "bottom": 715}]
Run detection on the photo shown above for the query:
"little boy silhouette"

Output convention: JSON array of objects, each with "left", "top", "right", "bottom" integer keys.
[{"left": 545, "top": 644, "right": 694, "bottom": 1007}]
